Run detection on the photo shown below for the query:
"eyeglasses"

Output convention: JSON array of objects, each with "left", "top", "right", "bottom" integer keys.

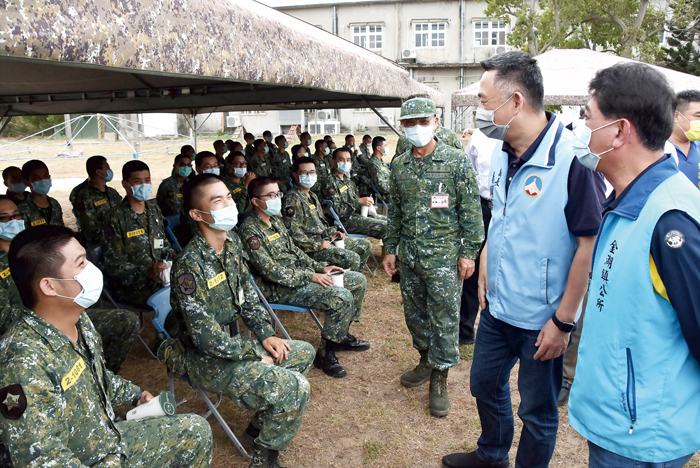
[
  {"left": 233, "top": 163, "right": 247, "bottom": 168},
  {"left": 402, "top": 118, "right": 434, "bottom": 128},
  {"left": 202, "top": 164, "right": 219, "bottom": 170},
  {"left": 258, "top": 191, "right": 283, "bottom": 200},
  {"left": 0, "top": 213, "right": 22, "bottom": 223},
  {"left": 298, "top": 171, "right": 317, "bottom": 176}
]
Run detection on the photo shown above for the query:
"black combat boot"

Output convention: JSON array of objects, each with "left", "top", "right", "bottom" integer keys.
[
  {"left": 241, "top": 422, "right": 260, "bottom": 448},
  {"left": 249, "top": 443, "right": 286, "bottom": 468},
  {"left": 334, "top": 333, "right": 370, "bottom": 352},
  {"left": 314, "top": 340, "right": 347, "bottom": 378}
]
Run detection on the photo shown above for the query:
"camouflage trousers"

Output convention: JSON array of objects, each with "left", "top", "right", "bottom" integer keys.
[
  {"left": 309, "top": 237, "right": 372, "bottom": 272},
  {"left": 276, "top": 271, "right": 367, "bottom": 341},
  {"left": 117, "top": 413, "right": 213, "bottom": 467},
  {"left": 397, "top": 259, "right": 461, "bottom": 370},
  {"left": 86, "top": 308, "right": 140, "bottom": 373},
  {"left": 186, "top": 340, "right": 314, "bottom": 452},
  {"left": 343, "top": 214, "right": 387, "bottom": 239}
]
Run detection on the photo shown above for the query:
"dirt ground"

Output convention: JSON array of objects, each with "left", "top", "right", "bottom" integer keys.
[{"left": 1, "top": 133, "right": 698, "bottom": 468}]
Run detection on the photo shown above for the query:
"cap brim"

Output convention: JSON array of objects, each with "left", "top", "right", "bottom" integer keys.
[{"left": 397, "top": 112, "right": 437, "bottom": 121}]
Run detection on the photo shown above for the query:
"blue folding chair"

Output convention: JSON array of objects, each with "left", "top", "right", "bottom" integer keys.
[
  {"left": 163, "top": 214, "right": 183, "bottom": 252},
  {"left": 248, "top": 276, "right": 322, "bottom": 334},
  {"left": 149, "top": 286, "right": 252, "bottom": 460},
  {"left": 370, "top": 180, "right": 388, "bottom": 216},
  {"left": 323, "top": 200, "right": 378, "bottom": 275}
]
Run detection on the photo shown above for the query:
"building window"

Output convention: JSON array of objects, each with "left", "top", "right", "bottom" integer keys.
[
  {"left": 242, "top": 111, "right": 266, "bottom": 115},
  {"left": 352, "top": 25, "right": 383, "bottom": 50},
  {"left": 474, "top": 20, "right": 508, "bottom": 46},
  {"left": 414, "top": 22, "right": 446, "bottom": 48}
]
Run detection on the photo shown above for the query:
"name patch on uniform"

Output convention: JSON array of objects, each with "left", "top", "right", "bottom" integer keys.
[
  {"left": 0, "top": 268, "right": 10, "bottom": 279},
  {"left": 154, "top": 239, "right": 164, "bottom": 249},
  {"left": 30, "top": 219, "right": 46, "bottom": 227},
  {"left": 267, "top": 233, "right": 281, "bottom": 242},
  {"left": 308, "top": 204, "right": 316, "bottom": 209},
  {"left": 176, "top": 193, "right": 183, "bottom": 198},
  {"left": 524, "top": 175, "right": 543, "bottom": 197},
  {"left": 207, "top": 272, "right": 226, "bottom": 289},
  {"left": 127, "top": 229, "right": 146, "bottom": 238},
  {"left": 94, "top": 199, "right": 108, "bottom": 207},
  {"left": 431, "top": 194, "right": 449, "bottom": 209},
  {"left": 61, "top": 358, "right": 86, "bottom": 391},
  {"left": 232, "top": 188, "right": 243, "bottom": 194},
  {"left": 340, "top": 185, "right": 348, "bottom": 193}
]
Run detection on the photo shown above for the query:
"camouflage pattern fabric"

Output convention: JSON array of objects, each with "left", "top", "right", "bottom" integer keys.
[
  {"left": 239, "top": 212, "right": 366, "bottom": 340},
  {"left": 17, "top": 195, "right": 64, "bottom": 228},
  {"left": 368, "top": 155, "right": 391, "bottom": 202},
  {"left": 156, "top": 174, "right": 186, "bottom": 217},
  {"left": 3, "top": 191, "right": 28, "bottom": 209},
  {"left": 102, "top": 198, "right": 175, "bottom": 307},
  {"left": 0, "top": 250, "right": 25, "bottom": 335},
  {"left": 249, "top": 153, "right": 274, "bottom": 178},
  {"left": 244, "top": 144, "right": 255, "bottom": 163},
  {"left": 222, "top": 175, "right": 252, "bottom": 216},
  {"left": 0, "top": 311, "right": 211, "bottom": 467},
  {"left": 351, "top": 152, "right": 372, "bottom": 198},
  {"left": 68, "top": 178, "right": 89, "bottom": 206},
  {"left": 387, "top": 138, "right": 483, "bottom": 370},
  {"left": 73, "top": 183, "right": 122, "bottom": 245},
  {"left": 310, "top": 152, "right": 332, "bottom": 198},
  {"left": 322, "top": 172, "right": 387, "bottom": 239},
  {"left": 393, "top": 124, "right": 464, "bottom": 161},
  {"left": 282, "top": 186, "right": 371, "bottom": 271},
  {"left": 271, "top": 149, "right": 292, "bottom": 184},
  {"left": 169, "top": 231, "right": 312, "bottom": 452},
  {"left": 86, "top": 308, "right": 140, "bottom": 373}
]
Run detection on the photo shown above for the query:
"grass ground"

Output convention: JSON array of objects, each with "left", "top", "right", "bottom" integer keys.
[{"left": 2, "top": 133, "right": 698, "bottom": 467}]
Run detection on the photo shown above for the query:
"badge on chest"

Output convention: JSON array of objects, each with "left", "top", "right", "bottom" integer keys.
[
  {"left": 431, "top": 183, "right": 449, "bottom": 209},
  {"left": 154, "top": 239, "right": 164, "bottom": 249}
]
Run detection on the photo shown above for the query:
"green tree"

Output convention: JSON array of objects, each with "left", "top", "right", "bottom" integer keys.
[
  {"left": 663, "top": 0, "right": 700, "bottom": 75},
  {"left": 1, "top": 115, "right": 64, "bottom": 138}
]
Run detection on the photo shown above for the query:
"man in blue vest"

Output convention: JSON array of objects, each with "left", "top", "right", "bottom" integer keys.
[
  {"left": 668, "top": 89, "right": 700, "bottom": 189},
  {"left": 567, "top": 63, "right": 700, "bottom": 467},
  {"left": 442, "top": 51, "right": 604, "bottom": 468}
]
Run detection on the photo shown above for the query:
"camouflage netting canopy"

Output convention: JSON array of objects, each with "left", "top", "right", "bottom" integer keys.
[
  {"left": 0, "top": 0, "right": 444, "bottom": 117},
  {"left": 452, "top": 48, "right": 700, "bottom": 108}
]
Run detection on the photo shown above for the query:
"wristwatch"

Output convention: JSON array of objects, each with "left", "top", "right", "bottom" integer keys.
[{"left": 551, "top": 313, "right": 577, "bottom": 333}]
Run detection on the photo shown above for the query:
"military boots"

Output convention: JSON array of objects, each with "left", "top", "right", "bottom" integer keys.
[
  {"left": 314, "top": 340, "right": 347, "bottom": 378},
  {"left": 249, "top": 444, "right": 286, "bottom": 468},
  {"left": 429, "top": 368, "right": 450, "bottom": 417},
  {"left": 400, "top": 349, "right": 431, "bottom": 387}
]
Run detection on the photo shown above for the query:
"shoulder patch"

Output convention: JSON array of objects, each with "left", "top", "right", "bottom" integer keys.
[
  {"left": 248, "top": 236, "right": 261, "bottom": 251},
  {"left": 76, "top": 201, "right": 86, "bottom": 213},
  {"left": 665, "top": 230, "right": 685, "bottom": 249},
  {"left": 327, "top": 186, "right": 336, "bottom": 196},
  {"left": 0, "top": 384, "right": 26, "bottom": 420},
  {"left": 103, "top": 225, "right": 115, "bottom": 241},
  {"left": 167, "top": 190, "right": 175, "bottom": 200},
  {"left": 177, "top": 273, "right": 196, "bottom": 295},
  {"left": 285, "top": 206, "right": 295, "bottom": 218}
]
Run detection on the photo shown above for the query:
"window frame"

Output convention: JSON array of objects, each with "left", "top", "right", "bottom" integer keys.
[
  {"left": 473, "top": 20, "right": 509, "bottom": 47},
  {"left": 351, "top": 24, "right": 384, "bottom": 50},
  {"left": 413, "top": 21, "right": 447, "bottom": 49}
]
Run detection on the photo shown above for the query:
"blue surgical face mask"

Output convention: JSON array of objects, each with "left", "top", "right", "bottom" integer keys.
[
  {"left": 337, "top": 162, "right": 352, "bottom": 174},
  {"left": 366, "top": 143, "right": 371, "bottom": 148},
  {"left": 265, "top": 136, "right": 272, "bottom": 142},
  {"left": 130, "top": 183, "right": 152, "bottom": 201},
  {"left": 299, "top": 174, "right": 317, "bottom": 189},
  {"left": 178, "top": 166, "right": 193, "bottom": 178},
  {"left": 197, "top": 203, "right": 238, "bottom": 231},
  {"left": 263, "top": 146, "right": 269, "bottom": 154},
  {"left": 262, "top": 197, "right": 282, "bottom": 216},
  {"left": 324, "top": 147, "right": 330, "bottom": 156},
  {"left": 10, "top": 183, "right": 26, "bottom": 194},
  {"left": 31, "top": 179, "right": 52, "bottom": 195},
  {"left": 284, "top": 141, "right": 289, "bottom": 149},
  {"left": 306, "top": 139, "right": 312, "bottom": 146},
  {"left": 221, "top": 146, "right": 228, "bottom": 154},
  {"left": 203, "top": 168, "right": 220, "bottom": 176},
  {"left": 383, "top": 147, "right": 389, "bottom": 156},
  {"left": 571, "top": 119, "right": 619, "bottom": 171},
  {"left": 0, "top": 219, "right": 25, "bottom": 241},
  {"left": 233, "top": 167, "right": 247, "bottom": 178},
  {"left": 404, "top": 123, "right": 435, "bottom": 148},
  {"left": 103, "top": 169, "right": 114, "bottom": 182}
]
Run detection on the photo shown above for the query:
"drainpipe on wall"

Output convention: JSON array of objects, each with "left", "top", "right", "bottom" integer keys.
[
  {"left": 459, "top": 0, "right": 465, "bottom": 131},
  {"left": 332, "top": 6, "right": 338, "bottom": 35}
]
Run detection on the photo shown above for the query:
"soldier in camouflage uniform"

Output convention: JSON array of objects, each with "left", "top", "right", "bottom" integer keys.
[
  {"left": 244, "top": 132, "right": 256, "bottom": 163},
  {"left": 368, "top": 136, "right": 392, "bottom": 205},
  {"left": 72, "top": 156, "right": 123, "bottom": 246},
  {"left": 249, "top": 139, "right": 274, "bottom": 178},
  {"left": 222, "top": 151, "right": 254, "bottom": 218},
  {"left": 17, "top": 160, "right": 64, "bottom": 228},
  {"left": 239, "top": 177, "right": 370, "bottom": 379},
  {"left": 0, "top": 225, "right": 212, "bottom": 468},
  {"left": 103, "top": 161, "right": 175, "bottom": 308},
  {"left": 310, "top": 140, "right": 333, "bottom": 198},
  {"left": 272, "top": 135, "right": 292, "bottom": 186},
  {"left": 0, "top": 197, "right": 25, "bottom": 335},
  {"left": 167, "top": 174, "right": 313, "bottom": 468},
  {"left": 322, "top": 148, "right": 387, "bottom": 239},
  {"left": 299, "top": 132, "right": 313, "bottom": 158},
  {"left": 2, "top": 167, "right": 29, "bottom": 208},
  {"left": 383, "top": 98, "right": 483, "bottom": 417},
  {"left": 156, "top": 154, "right": 193, "bottom": 217},
  {"left": 283, "top": 157, "right": 372, "bottom": 272}
]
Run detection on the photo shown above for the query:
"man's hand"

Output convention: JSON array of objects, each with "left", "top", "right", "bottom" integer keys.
[
  {"left": 262, "top": 336, "right": 291, "bottom": 364},
  {"left": 359, "top": 196, "right": 374, "bottom": 207},
  {"left": 312, "top": 273, "right": 334, "bottom": 287},
  {"left": 533, "top": 319, "right": 570, "bottom": 361},
  {"left": 147, "top": 262, "right": 168, "bottom": 280},
  {"left": 320, "top": 240, "right": 332, "bottom": 250},
  {"left": 136, "top": 391, "right": 154, "bottom": 406},
  {"left": 323, "top": 266, "right": 344, "bottom": 274},
  {"left": 331, "top": 231, "right": 346, "bottom": 241},
  {"left": 458, "top": 258, "right": 475, "bottom": 280},
  {"left": 244, "top": 171, "right": 256, "bottom": 188},
  {"left": 462, "top": 128, "right": 475, "bottom": 138},
  {"left": 383, "top": 254, "right": 397, "bottom": 277},
  {"left": 261, "top": 355, "right": 274, "bottom": 365}
]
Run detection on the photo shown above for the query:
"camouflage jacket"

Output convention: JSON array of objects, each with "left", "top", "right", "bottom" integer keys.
[
  {"left": 18, "top": 195, "right": 64, "bottom": 228},
  {"left": 321, "top": 172, "right": 361, "bottom": 222},
  {"left": 170, "top": 231, "right": 274, "bottom": 360},
  {"left": 387, "top": 139, "right": 484, "bottom": 268},
  {"left": 221, "top": 176, "right": 252, "bottom": 215},
  {"left": 0, "top": 250, "right": 24, "bottom": 335},
  {"left": 368, "top": 155, "right": 391, "bottom": 198},
  {"left": 238, "top": 212, "right": 327, "bottom": 299},
  {"left": 271, "top": 149, "right": 292, "bottom": 183},
  {"left": 102, "top": 198, "right": 175, "bottom": 297},
  {"left": 73, "top": 183, "right": 122, "bottom": 245},
  {"left": 156, "top": 174, "right": 186, "bottom": 217},
  {"left": 393, "top": 124, "right": 464, "bottom": 161},
  {"left": 249, "top": 153, "right": 274, "bottom": 178},
  {"left": 244, "top": 144, "right": 255, "bottom": 163},
  {"left": 282, "top": 186, "right": 337, "bottom": 254},
  {"left": 0, "top": 311, "right": 142, "bottom": 467},
  {"left": 311, "top": 152, "right": 332, "bottom": 192},
  {"left": 3, "top": 191, "right": 28, "bottom": 208},
  {"left": 69, "top": 178, "right": 89, "bottom": 206}
]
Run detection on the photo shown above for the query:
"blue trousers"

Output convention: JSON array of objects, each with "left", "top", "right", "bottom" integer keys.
[
  {"left": 588, "top": 442, "right": 694, "bottom": 468},
  {"left": 470, "top": 308, "right": 564, "bottom": 468}
]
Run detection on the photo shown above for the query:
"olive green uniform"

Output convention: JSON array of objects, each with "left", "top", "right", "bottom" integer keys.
[
  {"left": 17, "top": 195, "right": 64, "bottom": 228},
  {"left": 69, "top": 178, "right": 89, "bottom": 205},
  {"left": 156, "top": 175, "right": 186, "bottom": 217},
  {"left": 271, "top": 149, "right": 292, "bottom": 185},
  {"left": 368, "top": 155, "right": 392, "bottom": 203},
  {"left": 249, "top": 153, "right": 274, "bottom": 178},
  {"left": 322, "top": 172, "right": 387, "bottom": 239},
  {"left": 0, "top": 250, "right": 24, "bottom": 335},
  {"left": 310, "top": 152, "right": 332, "bottom": 198},
  {"left": 73, "top": 183, "right": 122, "bottom": 245}
]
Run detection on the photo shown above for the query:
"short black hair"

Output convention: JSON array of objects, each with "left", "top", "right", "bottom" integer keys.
[
  {"left": 213, "top": 140, "right": 224, "bottom": 148},
  {"left": 362, "top": 134, "right": 371, "bottom": 142},
  {"left": 345, "top": 134, "right": 354, "bottom": 142},
  {"left": 21, "top": 160, "right": 48, "bottom": 181},
  {"left": 263, "top": 130, "right": 272, "bottom": 137},
  {"left": 253, "top": 139, "right": 266, "bottom": 151},
  {"left": 274, "top": 135, "right": 286, "bottom": 145},
  {"left": 372, "top": 136, "right": 386, "bottom": 150},
  {"left": 324, "top": 135, "right": 333, "bottom": 141},
  {"left": 291, "top": 144, "right": 305, "bottom": 158},
  {"left": 224, "top": 139, "right": 234, "bottom": 146},
  {"left": 248, "top": 176, "right": 278, "bottom": 200},
  {"left": 86, "top": 155, "right": 107, "bottom": 179},
  {"left": 314, "top": 139, "right": 326, "bottom": 151},
  {"left": 231, "top": 141, "right": 243, "bottom": 151},
  {"left": 292, "top": 157, "right": 315, "bottom": 173},
  {"left": 480, "top": 51, "right": 544, "bottom": 112},
  {"left": 589, "top": 62, "right": 675, "bottom": 152},
  {"left": 676, "top": 90, "right": 700, "bottom": 113},
  {"left": 182, "top": 173, "right": 224, "bottom": 212},
  {"left": 300, "top": 131, "right": 310, "bottom": 140},
  {"left": 122, "top": 160, "right": 150, "bottom": 181},
  {"left": 244, "top": 132, "right": 254, "bottom": 141},
  {"left": 332, "top": 147, "right": 351, "bottom": 160},
  {"left": 174, "top": 153, "right": 192, "bottom": 165},
  {"left": 225, "top": 151, "right": 245, "bottom": 164},
  {"left": 2, "top": 166, "right": 21, "bottom": 182},
  {"left": 9, "top": 225, "right": 77, "bottom": 309},
  {"left": 195, "top": 151, "right": 217, "bottom": 167},
  {"left": 180, "top": 144, "right": 194, "bottom": 154}
]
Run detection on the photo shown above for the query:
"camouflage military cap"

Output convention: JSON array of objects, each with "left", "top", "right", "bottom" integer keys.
[{"left": 398, "top": 98, "right": 436, "bottom": 121}]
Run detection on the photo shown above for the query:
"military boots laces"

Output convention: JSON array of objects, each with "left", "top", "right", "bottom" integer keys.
[
  {"left": 400, "top": 349, "right": 431, "bottom": 387},
  {"left": 429, "top": 368, "right": 450, "bottom": 417}
]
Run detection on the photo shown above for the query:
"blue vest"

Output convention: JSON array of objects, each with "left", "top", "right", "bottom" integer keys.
[
  {"left": 487, "top": 118, "right": 579, "bottom": 330},
  {"left": 569, "top": 159, "right": 700, "bottom": 462}
]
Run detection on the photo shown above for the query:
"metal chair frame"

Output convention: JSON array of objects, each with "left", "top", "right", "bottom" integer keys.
[{"left": 322, "top": 200, "right": 379, "bottom": 275}]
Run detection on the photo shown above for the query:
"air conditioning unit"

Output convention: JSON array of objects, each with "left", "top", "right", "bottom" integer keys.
[
  {"left": 226, "top": 115, "right": 241, "bottom": 128},
  {"left": 402, "top": 49, "right": 417, "bottom": 59},
  {"left": 495, "top": 45, "right": 513, "bottom": 54}
]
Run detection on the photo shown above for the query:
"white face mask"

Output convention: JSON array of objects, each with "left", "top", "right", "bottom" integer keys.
[
  {"left": 203, "top": 168, "right": 220, "bottom": 176},
  {"left": 404, "top": 122, "right": 435, "bottom": 148},
  {"left": 196, "top": 203, "right": 239, "bottom": 231},
  {"left": 50, "top": 261, "right": 104, "bottom": 309}
]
